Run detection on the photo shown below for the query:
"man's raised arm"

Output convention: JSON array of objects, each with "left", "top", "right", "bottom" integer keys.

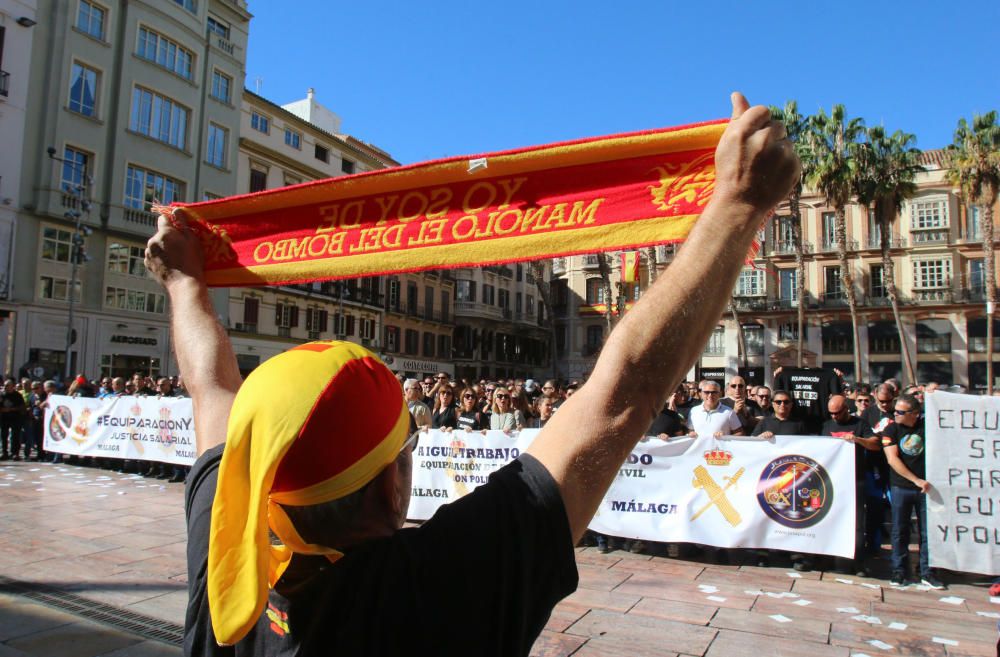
[
  {"left": 145, "top": 212, "right": 241, "bottom": 456},
  {"left": 526, "top": 93, "right": 801, "bottom": 542}
]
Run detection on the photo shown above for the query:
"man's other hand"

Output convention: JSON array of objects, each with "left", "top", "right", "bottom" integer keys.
[
  {"left": 711, "top": 92, "right": 802, "bottom": 218},
  {"left": 145, "top": 211, "right": 204, "bottom": 288}
]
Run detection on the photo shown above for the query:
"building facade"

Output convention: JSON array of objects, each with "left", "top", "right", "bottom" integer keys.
[
  {"left": 551, "top": 152, "right": 999, "bottom": 390},
  {"left": 10, "top": 0, "right": 250, "bottom": 381},
  {"left": 451, "top": 262, "right": 552, "bottom": 382}
]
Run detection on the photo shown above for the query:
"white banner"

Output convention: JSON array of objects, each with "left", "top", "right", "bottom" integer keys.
[
  {"left": 408, "top": 430, "right": 856, "bottom": 558},
  {"left": 43, "top": 395, "right": 196, "bottom": 465},
  {"left": 925, "top": 391, "right": 1000, "bottom": 575}
]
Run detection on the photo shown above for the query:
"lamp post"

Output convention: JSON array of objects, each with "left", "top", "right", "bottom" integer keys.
[{"left": 46, "top": 147, "right": 92, "bottom": 382}]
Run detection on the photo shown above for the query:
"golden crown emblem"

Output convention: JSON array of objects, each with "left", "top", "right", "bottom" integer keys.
[{"left": 704, "top": 449, "right": 733, "bottom": 466}]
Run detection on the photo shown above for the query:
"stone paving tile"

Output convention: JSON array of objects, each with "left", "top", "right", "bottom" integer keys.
[
  {"left": 94, "top": 640, "right": 183, "bottom": 656},
  {"left": 559, "top": 587, "right": 642, "bottom": 614},
  {"left": 544, "top": 605, "right": 589, "bottom": 633},
  {"left": 570, "top": 636, "right": 680, "bottom": 657},
  {"left": 709, "top": 607, "right": 831, "bottom": 644},
  {"left": 5, "top": 620, "right": 143, "bottom": 657},
  {"left": 626, "top": 597, "right": 718, "bottom": 626},
  {"left": 614, "top": 572, "right": 756, "bottom": 611},
  {"left": 829, "top": 620, "right": 951, "bottom": 657},
  {"left": 0, "top": 595, "right": 80, "bottom": 642},
  {"left": 122, "top": 590, "right": 190, "bottom": 624},
  {"left": 882, "top": 585, "right": 973, "bottom": 611},
  {"left": 791, "top": 577, "right": 885, "bottom": 600},
  {"left": 528, "top": 629, "right": 588, "bottom": 657},
  {"left": 577, "top": 563, "right": 634, "bottom": 591},
  {"left": 566, "top": 608, "right": 717, "bottom": 656},
  {"left": 704, "top": 628, "right": 850, "bottom": 657},
  {"left": 868, "top": 601, "right": 999, "bottom": 640},
  {"left": 610, "top": 557, "right": 705, "bottom": 580}
]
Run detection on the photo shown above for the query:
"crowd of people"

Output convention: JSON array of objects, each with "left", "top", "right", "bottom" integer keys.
[
  {"left": 0, "top": 372, "right": 190, "bottom": 481},
  {"left": 397, "top": 368, "right": 979, "bottom": 592}
]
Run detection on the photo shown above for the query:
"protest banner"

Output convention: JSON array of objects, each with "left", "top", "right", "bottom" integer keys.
[
  {"left": 408, "top": 430, "right": 856, "bottom": 558},
  {"left": 925, "top": 391, "right": 1000, "bottom": 575},
  {"left": 43, "top": 395, "right": 196, "bottom": 466}
]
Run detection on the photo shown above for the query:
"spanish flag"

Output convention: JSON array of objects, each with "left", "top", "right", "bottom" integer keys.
[
  {"left": 621, "top": 251, "right": 640, "bottom": 283},
  {"left": 162, "top": 119, "right": 727, "bottom": 287}
]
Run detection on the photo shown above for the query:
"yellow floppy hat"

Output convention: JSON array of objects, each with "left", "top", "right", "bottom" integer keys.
[{"left": 207, "top": 340, "right": 409, "bottom": 645}]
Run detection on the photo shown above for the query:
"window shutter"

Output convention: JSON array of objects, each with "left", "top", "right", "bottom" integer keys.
[
  {"left": 346, "top": 315, "right": 355, "bottom": 336},
  {"left": 319, "top": 310, "right": 328, "bottom": 332},
  {"left": 244, "top": 297, "right": 259, "bottom": 324},
  {"left": 305, "top": 309, "right": 313, "bottom": 332},
  {"left": 290, "top": 306, "right": 299, "bottom": 327},
  {"left": 275, "top": 302, "right": 283, "bottom": 324}
]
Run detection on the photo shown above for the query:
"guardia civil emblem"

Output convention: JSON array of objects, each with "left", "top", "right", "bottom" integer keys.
[{"left": 756, "top": 455, "right": 833, "bottom": 528}]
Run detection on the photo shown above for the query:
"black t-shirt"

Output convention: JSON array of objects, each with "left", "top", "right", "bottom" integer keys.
[
  {"left": 751, "top": 415, "right": 807, "bottom": 436},
  {"left": 456, "top": 410, "right": 486, "bottom": 431},
  {"left": 0, "top": 391, "right": 26, "bottom": 417},
  {"left": 822, "top": 416, "right": 873, "bottom": 475},
  {"left": 773, "top": 367, "right": 841, "bottom": 433},
  {"left": 431, "top": 405, "right": 458, "bottom": 429},
  {"left": 184, "top": 446, "right": 578, "bottom": 657},
  {"left": 647, "top": 407, "right": 686, "bottom": 437},
  {"left": 879, "top": 419, "right": 926, "bottom": 490}
]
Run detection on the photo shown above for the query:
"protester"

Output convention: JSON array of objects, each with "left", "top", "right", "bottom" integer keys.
[
  {"left": 648, "top": 384, "right": 690, "bottom": 439},
  {"left": 145, "top": 91, "right": 800, "bottom": 654},
  {"left": 721, "top": 375, "right": 757, "bottom": 431},
  {"left": 750, "top": 390, "right": 805, "bottom": 439},
  {"left": 25, "top": 381, "right": 46, "bottom": 461},
  {"left": 879, "top": 394, "right": 946, "bottom": 589},
  {"left": 431, "top": 386, "right": 459, "bottom": 430},
  {"left": 687, "top": 380, "right": 744, "bottom": 437},
  {"left": 404, "top": 378, "right": 432, "bottom": 429},
  {"left": 529, "top": 397, "right": 556, "bottom": 429},
  {"left": 455, "top": 387, "right": 488, "bottom": 432},
  {"left": 489, "top": 385, "right": 525, "bottom": 433},
  {"left": 0, "top": 379, "right": 27, "bottom": 460},
  {"left": 753, "top": 385, "right": 773, "bottom": 419}
]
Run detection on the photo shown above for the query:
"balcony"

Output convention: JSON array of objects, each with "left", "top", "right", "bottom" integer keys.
[
  {"left": 865, "top": 235, "right": 906, "bottom": 249},
  {"left": 819, "top": 239, "right": 859, "bottom": 253},
  {"left": 962, "top": 288, "right": 996, "bottom": 303},
  {"left": 865, "top": 293, "right": 892, "bottom": 307},
  {"left": 582, "top": 255, "right": 602, "bottom": 268},
  {"left": 124, "top": 207, "right": 157, "bottom": 227},
  {"left": 498, "top": 266, "right": 513, "bottom": 279},
  {"left": 820, "top": 292, "right": 848, "bottom": 307},
  {"left": 0, "top": 70, "right": 8, "bottom": 98},
  {"left": 233, "top": 322, "right": 257, "bottom": 334},
  {"left": 913, "top": 289, "right": 954, "bottom": 304},
  {"left": 454, "top": 300, "right": 503, "bottom": 319},
  {"left": 213, "top": 36, "right": 235, "bottom": 56},
  {"left": 911, "top": 229, "right": 949, "bottom": 245},
  {"left": 767, "top": 241, "right": 813, "bottom": 256},
  {"left": 731, "top": 296, "right": 769, "bottom": 312}
]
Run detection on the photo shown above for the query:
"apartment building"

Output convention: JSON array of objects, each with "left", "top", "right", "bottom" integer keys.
[
  {"left": 551, "top": 151, "right": 998, "bottom": 390},
  {"left": 9, "top": 0, "right": 249, "bottom": 380}
]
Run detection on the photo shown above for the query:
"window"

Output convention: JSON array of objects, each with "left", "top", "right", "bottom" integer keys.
[
  {"left": 867, "top": 209, "right": 881, "bottom": 247},
  {"left": 703, "top": 326, "right": 725, "bottom": 355},
  {"left": 824, "top": 266, "right": 843, "bottom": 298},
  {"left": 778, "top": 322, "right": 799, "bottom": 342},
  {"left": 969, "top": 259, "right": 985, "bottom": 292},
  {"left": 242, "top": 297, "right": 259, "bottom": 331},
  {"left": 870, "top": 264, "right": 886, "bottom": 298},
  {"left": 284, "top": 128, "right": 301, "bottom": 149},
  {"left": 456, "top": 280, "right": 476, "bottom": 302},
  {"left": 779, "top": 269, "right": 798, "bottom": 304},
  {"left": 515, "top": 292, "right": 522, "bottom": 314},
  {"left": 250, "top": 112, "right": 270, "bottom": 134},
  {"left": 482, "top": 284, "right": 495, "bottom": 306},
  {"left": 387, "top": 278, "right": 400, "bottom": 310},
  {"left": 735, "top": 268, "right": 764, "bottom": 296},
  {"left": 207, "top": 15, "right": 230, "bottom": 39},
  {"left": 773, "top": 215, "right": 795, "bottom": 246},
  {"left": 249, "top": 167, "right": 267, "bottom": 193},
  {"left": 586, "top": 325, "right": 604, "bottom": 348},
  {"left": 104, "top": 286, "right": 165, "bottom": 313},
  {"left": 275, "top": 302, "right": 298, "bottom": 329},
  {"left": 384, "top": 326, "right": 400, "bottom": 353},
  {"left": 341, "top": 159, "right": 355, "bottom": 174},
  {"left": 407, "top": 282, "right": 418, "bottom": 312},
  {"left": 404, "top": 329, "right": 419, "bottom": 355},
  {"left": 968, "top": 206, "right": 981, "bottom": 240},
  {"left": 106, "top": 242, "right": 147, "bottom": 277},
  {"left": 868, "top": 321, "right": 900, "bottom": 354},
  {"left": 210, "top": 70, "right": 231, "bottom": 103},
  {"left": 423, "top": 332, "right": 435, "bottom": 358},
  {"left": 912, "top": 258, "right": 951, "bottom": 289},
  {"left": 821, "top": 322, "right": 853, "bottom": 355},
  {"left": 516, "top": 264, "right": 523, "bottom": 282},
  {"left": 585, "top": 278, "right": 605, "bottom": 305},
  {"left": 129, "top": 87, "right": 189, "bottom": 149},
  {"left": 910, "top": 199, "right": 948, "bottom": 230},
  {"left": 440, "top": 291, "right": 450, "bottom": 322},
  {"left": 437, "top": 334, "right": 451, "bottom": 359},
  {"left": 498, "top": 289, "right": 509, "bottom": 310},
  {"left": 68, "top": 62, "right": 99, "bottom": 116},
  {"left": 124, "top": 165, "right": 183, "bottom": 210},
  {"left": 61, "top": 147, "right": 90, "bottom": 191},
  {"left": 137, "top": 28, "right": 193, "bottom": 79},
  {"left": 742, "top": 324, "right": 764, "bottom": 356},
  {"left": 305, "top": 308, "right": 328, "bottom": 335},
  {"left": 315, "top": 144, "right": 329, "bottom": 163},
  {"left": 41, "top": 227, "right": 75, "bottom": 263},
  {"left": 360, "top": 318, "right": 374, "bottom": 340},
  {"left": 40, "top": 276, "right": 82, "bottom": 302},
  {"left": 822, "top": 212, "right": 837, "bottom": 248},
  {"left": 173, "top": 0, "right": 197, "bottom": 13},
  {"left": 77, "top": 1, "right": 106, "bottom": 40},
  {"left": 916, "top": 320, "right": 951, "bottom": 354},
  {"left": 526, "top": 295, "right": 535, "bottom": 315},
  {"left": 206, "top": 123, "right": 228, "bottom": 168},
  {"left": 283, "top": 174, "right": 301, "bottom": 188}
]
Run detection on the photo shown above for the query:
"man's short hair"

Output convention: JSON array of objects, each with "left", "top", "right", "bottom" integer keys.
[
  {"left": 897, "top": 393, "right": 922, "bottom": 414},
  {"left": 403, "top": 378, "right": 419, "bottom": 392},
  {"left": 698, "top": 379, "right": 720, "bottom": 392}
]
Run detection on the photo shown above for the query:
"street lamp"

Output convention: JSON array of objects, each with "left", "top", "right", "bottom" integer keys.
[{"left": 46, "top": 147, "right": 92, "bottom": 381}]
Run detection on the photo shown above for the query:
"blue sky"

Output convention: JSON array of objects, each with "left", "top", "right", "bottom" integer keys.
[{"left": 246, "top": 1, "right": 999, "bottom": 165}]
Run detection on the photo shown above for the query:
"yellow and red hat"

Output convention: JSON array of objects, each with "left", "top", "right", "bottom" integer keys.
[{"left": 207, "top": 341, "right": 408, "bottom": 645}]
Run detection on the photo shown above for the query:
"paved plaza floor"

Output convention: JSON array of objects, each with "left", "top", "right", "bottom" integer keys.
[{"left": 0, "top": 459, "right": 996, "bottom": 656}]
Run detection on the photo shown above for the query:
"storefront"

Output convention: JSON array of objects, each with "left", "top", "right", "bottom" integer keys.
[
  {"left": 97, "top": 320, "right": 172, "bottom": 378},
  {"left": 383, "top": 355, "right": 454, "bottom": 379}
]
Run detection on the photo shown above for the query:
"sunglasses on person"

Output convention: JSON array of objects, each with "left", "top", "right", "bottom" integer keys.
[
  {"left": 699, "top": 389, "right": 720, "bottom": 395},
  {"left": 893, "top": 408, "right": 915, "bottom": 416},
  {"left": 439, "top": 390, "right": 452, "bottom": 395},
  {"left": 773, "top": 399, "right": 792, "bottom": 405},
  {"left": 856, "top": 397, "right": 871, "bottom": 404},
  {"left": 495, "top": 394, "right": 509, "bottom": 399},
  {"left": 462, "top": 393, "right": 475, "bottom": 399},
  {"left": 756, "top": 394, "right": 771, "bottom": 400},
  {"left": 729, "top": 383, "right": 745, "bottom": 389}
]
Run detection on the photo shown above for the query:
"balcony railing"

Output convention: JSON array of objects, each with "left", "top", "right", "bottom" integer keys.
[
  {"left": 819, "top": 238, "right": 859, "bottom": 253},
  {"left": 767, "top": 241, "right": 813, "bottom": 256},
  {"left": 911, "top": 229, "right": 949, "bottom": 245},
  {"left": 820, "top": 292, "right": 848, "bottom": 307},
  {"left": 865, "top": 235, "right": 906, "bottom": 249},
  {"left": 731, "top": 296, "right": 769, "bottom": 312},
  {"left": 124, "top": 207, "right": 157, "bottom": 227},
  {"left": 0, "top": 70, "right": 8, "bottom": 98},
  {"left": 582, "top": 255, "right": 602, "bottom": 268},
  {"left": 912, "top": 289, "right": 954, "bottom": 304},
  {"left": 214, "top": 36, "right": 235, "bottom": 56}
]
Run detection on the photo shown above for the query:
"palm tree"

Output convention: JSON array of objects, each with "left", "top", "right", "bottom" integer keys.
[
  {"left": 853, "top": 126, "right": 923, "bottom": 385},
  {"left": 807, "top": 105, "right": 865, "bottom": 381},
  {"left": 948, "top": 111, "right": 1000, "bottom": 394},
  {"left": 596, "top": 253, "right": 615, "bottom": 334},
  {"left": 770, "top": 101, "right": 811, "bottom": 367}
]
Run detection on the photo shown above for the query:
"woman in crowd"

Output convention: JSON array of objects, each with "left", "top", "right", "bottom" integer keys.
[
  {"left": 455, "top": 387, "right": 487, "bottom": 432},
  {"left": 509, "top": 387, "right": 534, "bottom": 424},
  {"left": 489, "top": 385, "right": 525, "bottom": 433},
  {"left": 431, "top": 385, "right": 459, "bottom": 430}
]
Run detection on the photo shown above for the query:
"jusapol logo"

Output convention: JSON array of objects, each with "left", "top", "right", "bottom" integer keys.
[{"left": 756, "top": 455, "right": 834, "bottom": 529}]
